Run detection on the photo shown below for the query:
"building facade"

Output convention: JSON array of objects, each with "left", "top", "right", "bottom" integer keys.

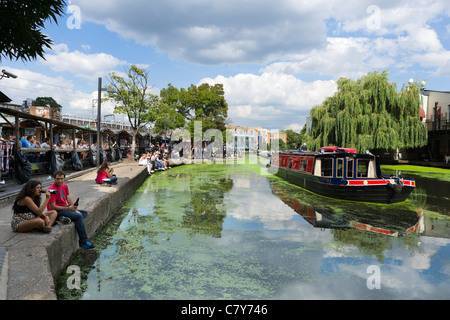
[
  {"left": 226, "top": 125, "right": 287, "bottom": 151},
  {"left": 420, "top": 89, "right": 450, "bottom": 161}
]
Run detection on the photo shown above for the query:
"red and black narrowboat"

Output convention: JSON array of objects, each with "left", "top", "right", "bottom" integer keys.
[{"left": 269, "top": 146, "right": 415, "bottom": 204}]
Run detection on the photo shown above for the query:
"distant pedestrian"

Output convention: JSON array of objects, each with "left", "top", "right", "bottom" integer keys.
[{"left": 11, "top": 180, "right": 57, "bottom": 233}]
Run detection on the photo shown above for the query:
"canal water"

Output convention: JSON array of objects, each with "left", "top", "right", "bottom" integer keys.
[{"left": 56, "top": 159, "right": 450, "bottom": 300}]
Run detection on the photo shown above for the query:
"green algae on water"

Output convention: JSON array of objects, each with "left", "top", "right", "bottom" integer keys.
[{"left": 55, "top": 160, "right": 450, "bottom": 300}]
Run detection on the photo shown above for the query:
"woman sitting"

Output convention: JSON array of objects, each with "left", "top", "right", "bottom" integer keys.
[
  {"left": 138, "top": 152, "right": 154, "bottom": 174},
  {"left": 96, "top": 161, "right": 117, "bottom": 185},
  {"left": 138, "top": 153, "right": 148, "bottom": 166},
  {"left": 11, "top": 180, "right": 57, "bottom": 233}
]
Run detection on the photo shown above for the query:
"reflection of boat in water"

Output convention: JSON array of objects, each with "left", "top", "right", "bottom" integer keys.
[
  {"left": 272, "top": 181, "right": 423, "bottom": 237},
  {"left": 269, "top": 146, "right": 415, "bottom": 203}
]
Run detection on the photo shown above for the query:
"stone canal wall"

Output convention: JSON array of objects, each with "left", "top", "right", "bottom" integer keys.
[{"left": 0, "top": 161, "right": 148, "bottom": 300}]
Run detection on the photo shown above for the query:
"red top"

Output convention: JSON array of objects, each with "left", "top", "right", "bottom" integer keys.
[
  {"left": 96, "top": 170, "right": 108, "bottom": 184},
  {"left": 47, "top": 183, "right": 70, "bottom": 210}
]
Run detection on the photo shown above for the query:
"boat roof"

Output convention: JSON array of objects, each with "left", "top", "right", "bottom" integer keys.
[{"left": 277, "top": 146, "right": 373, "bottom": 157}]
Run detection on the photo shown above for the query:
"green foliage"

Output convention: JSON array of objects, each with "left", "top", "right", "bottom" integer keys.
[
  {"left": 304, "top": 71, "right": 428, "bottom": 152},
  {"left": 285, "top": 129, "right": 302, "bottom": 150},
  {"left": 107, "top": 65, "right": 158, "bottom": 131},
  {"left": 0, "top": 0, "right": 66, "bottom": 62},
  {"left": 153, "top": 104, "right": 186, "bottom": 135},
  {"left": 34, "top": 96, "right": 62, "bottom": 109},
  {"left": 160, "top": 83, "right": 228, "bottom": 135}
]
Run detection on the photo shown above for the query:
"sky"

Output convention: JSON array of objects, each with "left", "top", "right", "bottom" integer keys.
[{"left": 1, "top": 0, "right": 449, "bottom": 132}]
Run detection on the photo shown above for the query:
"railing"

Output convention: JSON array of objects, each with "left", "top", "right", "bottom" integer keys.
[
  {"left": 61, "top": 114, "right": 133, "bottom": 131},
  {"left": 425, "top": 119, "right": 450, "bottom": 132}
]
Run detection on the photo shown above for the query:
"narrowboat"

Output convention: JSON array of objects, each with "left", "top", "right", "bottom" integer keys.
[{"left": 269, "top": 146, "right": 415, "bottom": 203}]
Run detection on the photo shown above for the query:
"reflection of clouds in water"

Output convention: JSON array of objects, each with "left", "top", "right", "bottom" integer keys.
[
  {"left": 226, "top": 177, "right": 296, "bottom": 222},
  {"left": 303, "top": 236, "right": 450, "bottom": 299},
  {"left": 225, "top": 177, "right": 339, "bottom": 243},
  {"left": 278, "top": 258, "right": 448, "bottom": 300}
]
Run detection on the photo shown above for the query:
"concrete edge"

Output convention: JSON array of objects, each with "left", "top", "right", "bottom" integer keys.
[
  {"left": 3, "top": 163, "right": 149, "bottom": 300},
  {"left": 0, "top": 249, "right": 7, "bottom": 300}
]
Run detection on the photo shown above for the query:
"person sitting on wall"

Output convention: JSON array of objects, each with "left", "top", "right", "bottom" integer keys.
[
  {"left": 47, "top": 170, "right": 95, "bottom": 249},
  {"left": 151, "top": 151, "right": 165, "bottom": 170},
  {"left": 96, "top": 161, "right": 117, "bottom": 185},
  {"left": 138, "top": 152, "right": 154, "bottom": 174},
  {"left": 11, "top": 180, "right": 57, "bottom": 233}
]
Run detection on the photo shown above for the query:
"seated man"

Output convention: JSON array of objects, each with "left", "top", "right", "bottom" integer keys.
[{"left": 47, "top": 170, "right": 95, "bottom": 249}]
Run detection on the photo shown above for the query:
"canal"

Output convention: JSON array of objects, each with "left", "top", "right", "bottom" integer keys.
[{"left": 56, "top": 158, "right": 450, "bottom": 300}]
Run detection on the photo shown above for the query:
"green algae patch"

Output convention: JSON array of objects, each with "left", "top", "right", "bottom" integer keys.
[
  {"left": 381, "top": 164, "right": 450, "bottom": 173},
  {"left": 381, "top": 165, "right": 450, "bottom": 182}
]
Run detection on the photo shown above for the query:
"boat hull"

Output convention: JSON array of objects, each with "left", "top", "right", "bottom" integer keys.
[{"left": 275, "top": 167, "right": 415, "bottom": 204}]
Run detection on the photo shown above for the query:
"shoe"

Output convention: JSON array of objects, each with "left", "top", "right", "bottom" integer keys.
[
  {"left": 59, "top": 216, "right": 71, "bottom": 224},
  {"left": 80, "top": 242, "right": 95, "bottom": 249}
]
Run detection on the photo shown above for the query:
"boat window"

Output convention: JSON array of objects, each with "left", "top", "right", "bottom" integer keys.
[
  {"left": 336, "top": 159, "right": 344, "bottom": 177},
  {"left": 321, "top": 158, "right": 333, "bottom": 177},
  {"left": 347, "top": 158, "right": 354, "bottom": 178},
  {"left": 357, "top": 159, "right": 376, "bottom": 178},
  {"left": 300, "top": 159, "right": 308, "bottom": 172},
  {"left": 287, "top": 158, "right": 293, "bottom": 169}
]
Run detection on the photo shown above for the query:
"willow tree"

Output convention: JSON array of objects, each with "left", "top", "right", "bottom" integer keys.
[{"left": 304, "top": 71, "right": 427, "bottom": 153}]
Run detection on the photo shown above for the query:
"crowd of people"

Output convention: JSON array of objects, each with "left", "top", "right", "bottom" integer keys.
[{"left": 138, "top": 150, "right": 171, "bottom": 174}]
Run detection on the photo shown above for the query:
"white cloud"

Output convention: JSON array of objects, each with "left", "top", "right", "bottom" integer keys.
[
  {"left": 43, "top": 43, "right": 128, "bottom": 79},
  {"left": 73, "top": 0, "right": 328, "bottom": 64},
  {"left": 0, "top": 67, "right": 116, "bottom": 117},
  {"left": 200, "top": 72, "right": 337, "bottom": 129}
]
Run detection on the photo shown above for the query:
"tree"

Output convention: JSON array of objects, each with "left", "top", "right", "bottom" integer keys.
[
  {"left": 106, "top": 65, "right": 159, "bottom": 158},
  {"left": 152, "top": 103, "right": 186, "bottom": 136},
  {"left": 0, "top": 0, "right": 66, "bottom": 62},
  {"left": 160, "top": 83, "right": 228, "bottom": 135},
  {"left": 285, "top": 129, "right": 302, "bottom": 150},
  {"left": 304, "top": 70, "right": 427, "bottom": 153},
  {"left": 34, "top": 97, "right": 62, "bottom": 109}
]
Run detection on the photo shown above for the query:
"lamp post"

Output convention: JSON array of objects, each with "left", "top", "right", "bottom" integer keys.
[{"left": 96, "top": 77, "right": 114, "bottom": 167}]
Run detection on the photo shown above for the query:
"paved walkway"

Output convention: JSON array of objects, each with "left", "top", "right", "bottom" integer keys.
[{"left": 0, "top": 160, "right": 149, "bottom": 299}]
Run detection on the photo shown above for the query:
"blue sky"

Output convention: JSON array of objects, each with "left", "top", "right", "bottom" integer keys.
[{"left": 1, "top": 0, "right": 449, "bottom": 131}]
